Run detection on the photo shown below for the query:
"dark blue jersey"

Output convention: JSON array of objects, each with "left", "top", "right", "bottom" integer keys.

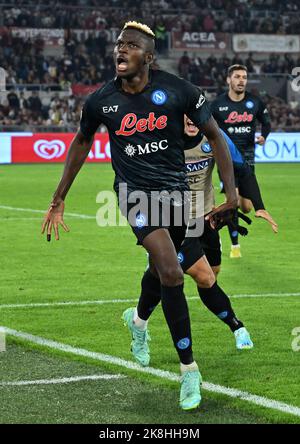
[
  {"left": 80, "top": 69, "right": 212, "bottom": 193},
  {"left": 211, "top": 92, "right": 271, "bottom": 165}
]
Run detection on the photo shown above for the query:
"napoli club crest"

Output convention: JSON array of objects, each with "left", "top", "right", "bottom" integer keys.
[
  {"left": 246, "top": 100, "right": 254, "bottom": 109},
  {"left": 151, "top": 90, "right": 167, "bottom": 105}
]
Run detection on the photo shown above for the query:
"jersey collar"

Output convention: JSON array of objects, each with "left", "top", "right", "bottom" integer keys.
[{"left": 114, "top": 69, "right": 153, "bottom": 95}]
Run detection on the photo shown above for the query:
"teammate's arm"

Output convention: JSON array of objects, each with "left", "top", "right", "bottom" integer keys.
[
  {"left": 256, "top": 100, "right": 271, "bottom": 145},
  {"left": 183, "top": 85, "right": 237, "bottom": 207},
  {"left": 201, "top": 117, "right": 237, "bottom": 206}
]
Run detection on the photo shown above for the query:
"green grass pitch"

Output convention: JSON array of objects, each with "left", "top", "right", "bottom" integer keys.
[{"left": 0, "top": 162, "right": 299, "bottom": 424}]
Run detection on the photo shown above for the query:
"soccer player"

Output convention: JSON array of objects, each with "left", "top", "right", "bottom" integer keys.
[
  {"left": 41, "top": 21, "right": 237, "bottom": 411},
  {"left": 123, "top": 116, "right": 254, "bottom": 368},
  {"left": 210, "top": 64, "right": 276, "bottom": 258}
]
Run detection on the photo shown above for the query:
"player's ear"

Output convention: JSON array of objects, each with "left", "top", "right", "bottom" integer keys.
[
  {"left": 226, "top": 76, "right": 230, "bottom": 86},
  {"left": 145, "top": 52, "right": 154, "bottom": 65}
]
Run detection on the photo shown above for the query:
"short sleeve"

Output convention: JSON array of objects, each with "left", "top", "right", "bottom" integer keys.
[
  {"left": 80, "top": 93, "right": 102, "bottom": 138},
  {"left": 182, "top": 80, "right": 212, "bottom": 127}
]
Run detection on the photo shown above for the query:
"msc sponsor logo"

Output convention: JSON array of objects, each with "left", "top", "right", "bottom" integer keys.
[
  {"left": 33, "top": 139, "right": 65, "bottom": 159},
  {"left": 186, "top": 158, "right": 210, "bottom": 172},
  {"left": 227, "top": 126, "right": 251, "bottom": 134},
  {"left": 115, "top": 112, "right": 168, "bottom": 136},
  {"left": 225, "top": 111, "right": 253, "bottom": 124},
  {"left": 124, "top": 140, "right": 168, "bottom": 157},
  {"left": 151, "top": 89, "right": 167, "bottom": 105}
]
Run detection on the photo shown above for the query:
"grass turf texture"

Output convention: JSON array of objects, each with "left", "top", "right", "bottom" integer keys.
[{"left": 0, "top": 163, "right": 299, "bottom": 424}]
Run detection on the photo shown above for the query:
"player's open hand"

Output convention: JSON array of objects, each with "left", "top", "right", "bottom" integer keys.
[
  {"left": 41, "top": 200, "right": 70, "bottom": 241},
  {"left": 205, "top": 201, "right": 237, "bottom": 230},
  {"left": 255, "top": 209, "right": 278, "bottom": 233},
  {"left": 255, "top": 136, "right": 265, "bottom": 145}
]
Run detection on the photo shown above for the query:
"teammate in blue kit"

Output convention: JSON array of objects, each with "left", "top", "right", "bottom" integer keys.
[
  {"left": 211, "top": 64, "right": 277, "bottom": 258},
  {"left": 42, "top": 21, "right": 237, "bottom": 410}
]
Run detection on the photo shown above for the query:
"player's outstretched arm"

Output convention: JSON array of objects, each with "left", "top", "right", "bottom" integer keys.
[
  {"left": 41, "top": 130, "right": 94, "bottom": 241},
  {"left": 201, "top": 117, "right": 237, "bottom": 204}
]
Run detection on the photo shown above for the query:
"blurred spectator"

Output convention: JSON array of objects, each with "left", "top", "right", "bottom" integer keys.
[
  {"left": 178, "top": 51, "right": 191, "bottom": 79},
  {"left": 7, "top": 91, "right": 20, "bottom": 110},
  {"left": 27, "top": 91, "right": 42, "bottom": 115},
  {"left": 155, "top": 21, "right": 168, "bottom": 54}
]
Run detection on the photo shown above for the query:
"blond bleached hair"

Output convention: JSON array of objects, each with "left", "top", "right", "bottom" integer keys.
[{"left": 123, "top": 21, "right": 155, "bottom": 38}]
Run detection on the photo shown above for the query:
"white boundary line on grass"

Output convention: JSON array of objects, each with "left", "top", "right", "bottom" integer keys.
[
  {"left": 0, "top": 293, "right": 299, "bottom": 310},
  {"left": 3, "top": 327, "right": 300, "bottom": 418},
  {"left": 0, "top": 374, "right": 126, "bottom": 387},
  {"left": 0, "top": 205, "right": 95, "bottom": 220}
]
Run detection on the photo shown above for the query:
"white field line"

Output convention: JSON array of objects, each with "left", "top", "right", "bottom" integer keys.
[
  {"left": 0, "top": 293, "right": 299, "bottom": 310},
  {"left": 0, "top": 217, "right": 89, "bottom": 221},
  {"left": 0, "top": 205, "right": 95, "bottom": 220},
  {"left": 3, "top": 327, "right": 300, "bottom": 418},
  {"left": 0, "top": 374, "right": 126, "bottom": 387}
]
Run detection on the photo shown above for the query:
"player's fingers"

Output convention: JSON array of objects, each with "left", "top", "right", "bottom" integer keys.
[
  {"left": 41, "top": 218, "right": 48, "bottom": 234},
  {"left": 47, "top": 221, "right": 53, "bottom": 242},
  {"left": 206, "top": 213, "right": 216, "bottom": 229},
  {"left": 60, "top": 220, "right": 70, "bottom": 232},
  {"left": 53, "top": 223, "right": 59, "bottom": 240}
]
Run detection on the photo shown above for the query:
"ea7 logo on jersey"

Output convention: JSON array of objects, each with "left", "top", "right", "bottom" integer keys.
[
  {"left": 219, "top": 106, "right": 228, "bottom": 111},
  {"left": 103, "top": 105, "right": 119, "bottom": 113},
  {"left": 196, "top": 94, "right": 206, "bottom": 109}
]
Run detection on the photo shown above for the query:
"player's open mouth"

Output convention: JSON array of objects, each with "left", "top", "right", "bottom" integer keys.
[
  {"left": 116, "top": 56, "right": 129, "bottom": 72},
  {"left": 186, "top": 120, "right": 197, "bottom": 132}
]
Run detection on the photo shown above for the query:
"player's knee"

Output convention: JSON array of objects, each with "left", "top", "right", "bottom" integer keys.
[
  {"left": 148, "top": 263, "right": 159, "bottom": 278},
  {"left": 159, "top": 265, "right": 183, "bottom": 287},
  {"left": 241, "top": 205, "right": 251, "bottom": 214},
  {"left": 212, "top": 265, "right": 221, "bottom": 278},
  {"left": 240, "top": 200, "right": 252, "bottom": 213},
  {"left": 192, "top": 268, "right": 215, "bottom": 288}
]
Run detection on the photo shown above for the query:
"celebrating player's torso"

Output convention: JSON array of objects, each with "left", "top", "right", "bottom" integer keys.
[
  {"left": 80, "top": 69, "right": 211, "bottom": 193},
  {"left": 211, "top": 92, "right": 270, "bottom": 164}
]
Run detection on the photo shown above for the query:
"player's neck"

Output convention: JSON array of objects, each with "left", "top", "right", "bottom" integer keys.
[
  {"left": 228, "top": 90, "right": 245, "bottom": 102},
  {"left": 120, "top": 69, "right": 150, "bottom": 94}
]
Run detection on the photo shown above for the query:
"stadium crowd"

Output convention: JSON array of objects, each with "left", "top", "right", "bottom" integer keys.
[
  {"left": 178, "top": 52, "right": 299, "bottom": 85},
  {"left": 1, "top": 34, "right": 115, "bottom": 87},
  {"left": 0, "top": 91, "right": 84, "bottom": 130},
  {"left": 0, "top": 0, "right": 299, "bottom": 34},
  {"left": 2, "top": 86, "right": 299, "bottom": 132},
  {"left": 0, "top": 0, "right": 299, "bottom": 131}
]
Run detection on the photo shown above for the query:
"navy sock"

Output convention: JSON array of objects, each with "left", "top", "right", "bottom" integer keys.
[
  {"left": 137, "top": 269, "right": 161, "bottom": 320},
  {"left": 161, "top": 284, "right": 193, "bottom": 364},
  {"left": 198, "top": 282, "right": 243, "bottom": 332},
  {"left": 228, "top": 210, "right": 239, "bottom": 246}
]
